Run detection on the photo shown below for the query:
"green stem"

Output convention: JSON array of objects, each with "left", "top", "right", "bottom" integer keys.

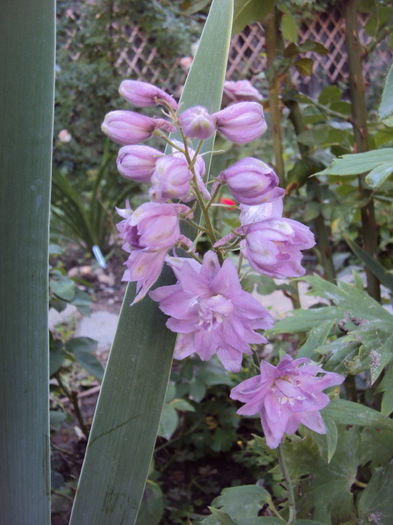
[
  {"left": 278, "top": 445, "right": 296, "bottom": 523},
  {"left": 55, "top": 372, "right": 89, "bottom": 438},
  {"left": 343, "top": 0, "right": 380, "bottom": 301},
  {"left": 264, "top": 8, "right": 285, "bottom": 184}
]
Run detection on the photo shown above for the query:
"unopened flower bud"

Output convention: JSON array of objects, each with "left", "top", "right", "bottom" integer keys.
[
  {"left": 220, "top": 157, "right": 284, "bottom": 205},
  {"left": 101, "top": 110, "right": 156, "bottom": 145},
  {"left": 213, "top": 102, "right": 267, "bottom": 144},
  {"left": 150, "top": 155, "right": 192, "bottom": 202},
  {"left": 119, "top": 80, "right": 178, "bottom": 110},
  {"left": 117, "top": 145, "right": 162, "bottom": 183},
  {"left": 223, "top": 80, "right": 263, "bottom": 103},
  {"left": 179, "top": 106, "right": 216, "bottom": 139}
]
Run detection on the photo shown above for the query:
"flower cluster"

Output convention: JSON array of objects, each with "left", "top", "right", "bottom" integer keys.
[{"left": 102, "top": 79, "right": 343, "bottom": 447}]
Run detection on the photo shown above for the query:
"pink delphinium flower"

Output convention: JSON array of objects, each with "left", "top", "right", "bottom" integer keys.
[
  {"left": 230, "top": 354, "right": 344, "bottom": 448},
  {"left": 239, "top": 196, "right": 284, "bottom": 225},
  {"left": 117, "top": 202, "right": 192, "bottom": 302},
  {"left": 240, "top": 218, "right": 315, "bottom": 278},
  {"left": 150, "top": 251, "right": 274, "bottom": 372},
  {"left": 150, "top": 155, "right": 192, "bottom": 202},
  {"left": 171, "top": 140, "right": 210, "bottom": 200},
  {"left": 223, "top": 80, "right": 263, "bottom": 103},
  {"left": 219, "top": 157, "right": 284, "bottom": 205},
  {"left": 213, "top": 102, "right": 267, "bottom": 144},
  {"left": 116, "top": 145, "right": 163, "bottom": 182},
  {"left": 119, "top": 79, "right": 178, "bottom": 110},
  {"left": 179, "top": 106, "right": 216, "bottom": 139}
]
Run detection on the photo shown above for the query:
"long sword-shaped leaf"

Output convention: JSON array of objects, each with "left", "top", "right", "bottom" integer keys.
[
  {"left": 69, "top": 2, "right": 233, "bottom": 523},
  {"left": 0, "top": 1, "right": 55, "bottom": 523}
]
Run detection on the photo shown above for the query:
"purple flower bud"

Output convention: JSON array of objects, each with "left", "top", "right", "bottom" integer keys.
[
  {"left": 119, "top": 80, "right": 178, "bottom": 110},
  {"left": 150, "top": 155, "right": 192, "bottom": 202},
  {"left": 240, "top": 218, "right": 315, "bottom": 278},
  {"left": 101, "top": 110, "right": 156, "bottom": 145},
  {"left": 231, "top": 354, "right": 344, "bottom": 449},
  {"left": 117, "top": 145, "right": 163, "bottom": 183},
  {"left": 179, "top": 106, "right": 216, "bottom": 139},
  {"left": 213, "top": 102, "right": 267, "bottom": 144},
  {"left": 220, "top": 157, "right": 284, "bottom": 205},
  {"left": 223, "top": 80, "right": 263, "bottom": 103}
]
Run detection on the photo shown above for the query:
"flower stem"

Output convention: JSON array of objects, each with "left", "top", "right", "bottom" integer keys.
[{"left": 278, "top": 444, "right": 296, "bottom": 523}]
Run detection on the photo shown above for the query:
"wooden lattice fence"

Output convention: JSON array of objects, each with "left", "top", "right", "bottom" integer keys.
[{"left": 113, "top": 7, "right": 392, "bottom": 94}]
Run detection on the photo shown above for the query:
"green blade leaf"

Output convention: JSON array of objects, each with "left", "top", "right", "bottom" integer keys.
[
  {"left": 69, "top": 1, "right": 234, "bottom": 523},
  {"left": 379, "top": 63, "right": 393, "bottom": 127},
  {"left": 0, "top": 1, "right": 55, "bottom": 523}
]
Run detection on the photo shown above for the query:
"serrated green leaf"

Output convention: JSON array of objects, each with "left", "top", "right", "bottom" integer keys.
[
  {"left": 358, "top": 461, "right": 393, "bottom": 524},
  {"left": 284, "top": 428, "right": 359, "bottom": 523},
  {"left": 297, "top": 319, "right": 335, "bottom": 358},
  {"left": 379, "top": 63, "right": 393, "bottom": 127},
  {"left": 359, "top": 427, "right": 393, "bottom": 467}
]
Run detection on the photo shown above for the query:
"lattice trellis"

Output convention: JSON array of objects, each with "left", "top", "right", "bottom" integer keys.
[{"left": 112, "top": 7, "right": 391, "bottom": 94}]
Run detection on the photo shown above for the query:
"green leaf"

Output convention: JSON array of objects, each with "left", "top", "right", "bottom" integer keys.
[
  {"left": 379, "top": 363, "right": 393, "bottom": 416},
  {"left": 379, "top": 63, "right": 393, "bottom": 127},
  {"left": 212, "top": 485, "right": 271, "bottom": 521},
  {"left": 232, "top": 0, "right": 275, "bottom": 34},
  {"left": 324, "top": 416, "right": 338, "bottom": 463},
  {"left": 70, "top": 2, "right": 234, "bottom": 524},
  {"left": 170, "top": 398, "right": 195, "bottom": 411},
  {"left": 272, "top": 275, "right": 393, "bottom": 334},
  {"left": 50, "top": 348, "right": 65, "bottom": 376},
  {"left": 297, "top": 320, "right": 335, "bottom": 358},
  {"left": 284, "top": 428, "right": 359, "bottom": 523},
  {"left": 50, "top": 275, "right": 75, "bottom": 301},
  {"left": 281, "top": 12, "right": 298, "bottom": 43},
  {"left": 157, "top": 404, "right": 178, "bottom": 440},
  {"left": 0, "top": 1, "right": 54, "bottom": 522},
  {"left": 208, "top": 508, "right": 237, "bottom": 525},
  {"left": 294, "top": 57, "right": 313, "bottom": 76},
  {"left": 345, "top": 236, "right": 393, "bottom": 293},
  {"left": 322, "top": 398, "right": 393, "bottom": 431},
  {"left": 65, "top": 336, "right": 104, "bottom": 380},
  {"left": 318, "top": 148, "right": 393, "bottom": 188},
  {"left": 135, "top": 480, "right": 164, "bottom": 525},
  {"left": 357, "top": 461, "right": 393, "bottom": 524}
]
